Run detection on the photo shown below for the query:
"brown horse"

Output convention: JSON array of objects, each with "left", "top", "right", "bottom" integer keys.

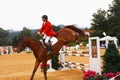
[{"left": 17, "top": 25, "right": 85, "bottom": 80}]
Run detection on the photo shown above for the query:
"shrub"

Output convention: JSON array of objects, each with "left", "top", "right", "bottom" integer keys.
[
  {"left": 102, "top": 42, "right": 120, "bottom": 73},
  {"left": 52, "top": 54, "right": 61, "bottom": 70}
]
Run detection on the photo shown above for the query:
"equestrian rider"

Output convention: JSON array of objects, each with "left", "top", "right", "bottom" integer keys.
[{"left": 37, "top": 15, "right": 56, "bottom": 54}]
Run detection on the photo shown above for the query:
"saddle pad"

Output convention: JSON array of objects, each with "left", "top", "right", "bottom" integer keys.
[{"left": 40, "top": 37, "right": 58, "bottom": 46}]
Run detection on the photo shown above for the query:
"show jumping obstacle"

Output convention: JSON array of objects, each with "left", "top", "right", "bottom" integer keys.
[
  {"left": 60, "top": 47, "right": 89, "bottom": 70},
  {"left": 16, "top": 25, "right": 85, "bottom": 80},
  {"left": 62, "top": 61, "right": 89, "bottom": 70},
  {"left": 60, "top": 37, "right": 101, "bottom": 74}
]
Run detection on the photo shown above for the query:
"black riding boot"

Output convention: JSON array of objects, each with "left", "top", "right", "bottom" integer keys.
[
  {"left": 46, "top": 44, "right": 52, "bottom": 54},
  {"left": 42, "top": 39, "right": 47, "bottom": 47},
  {"left": 43, "top": 39, "right": 52, "bottom": 54}
]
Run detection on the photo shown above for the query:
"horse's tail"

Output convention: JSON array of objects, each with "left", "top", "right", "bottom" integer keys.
[{"left": 65, "top": 25, "right": 85, "bottom": 37}]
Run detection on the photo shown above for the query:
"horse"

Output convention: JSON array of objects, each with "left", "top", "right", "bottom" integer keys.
[{"left": 16, "top": 25, "right": 85, "bottom": 80}]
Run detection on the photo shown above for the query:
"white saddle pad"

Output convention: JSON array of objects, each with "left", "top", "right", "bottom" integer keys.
[{"left": 40, "top": 37, "right": 58, "bottom": 46}]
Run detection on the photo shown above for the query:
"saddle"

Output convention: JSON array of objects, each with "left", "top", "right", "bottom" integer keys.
[
  {"left": 40, "top": 37, "right": 58, "bottom": 54},
  {"left": 40, "top": 37, "right": 58, "bottom": 47}
]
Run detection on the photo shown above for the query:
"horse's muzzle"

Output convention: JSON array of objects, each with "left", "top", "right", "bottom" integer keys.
[
  {"left": 16, "top": 48, "right": 23, "bottom": 53},
  {"left": 16, "top": 49, "right": 21, "bottom": 53}
]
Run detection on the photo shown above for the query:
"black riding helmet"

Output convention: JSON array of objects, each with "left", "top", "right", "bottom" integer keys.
[{"left": 42, "top": 15, "right": 48, "bottom": 20}]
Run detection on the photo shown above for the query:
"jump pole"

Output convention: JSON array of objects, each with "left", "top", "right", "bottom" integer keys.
[{"left": 60, "top": 46, "right": 70, "bottom": 70}]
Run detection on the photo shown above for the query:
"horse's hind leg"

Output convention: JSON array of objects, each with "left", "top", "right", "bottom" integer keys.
[
  {"left": 42, "top": 61, "right": 48, "bottom": 80},
  {"left": 30, "top": 59, "right": 40, "bottom": 80}
]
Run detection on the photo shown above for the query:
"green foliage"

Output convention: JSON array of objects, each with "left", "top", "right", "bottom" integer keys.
[
  {"left": 102, "top": 42, "right": 120, "bottom": 73},
  {"left": 12, "top": 36, "right": 19, "bottom": 46},
  {"left": 90, "top": 0, "right": 120, "bottom": 43},
  {"left": 109, "top": 0, "right": 120, "bottom": 17},
  {"left": 68, "top": 38, "right": 88, "bottom": 47},
  {"left": 33, "top": 34, "right": 41, "bottom": 41},
  {"left": 0, "top": 28, "right": 9, "bottom": 46},
  {"left": 69, "top": 41, "right": 76, "bottom": 46},
  {"left": 107, "top": 0, "right": 120, "bottom": 43},
  {"left": 19, "top": 27, "right": 32, "bottom": 38},
  {"left": 52, "top": 54, "right": 61, "bottom": 70},
  {"left": 90, "top": 9, "right": 108, "bottom": 37},
  {"left": 52, "top": 25, "right": 61, "bottom": 32},
  {"left": 10, "top": 27, "right": 33, "bottom": 46}
]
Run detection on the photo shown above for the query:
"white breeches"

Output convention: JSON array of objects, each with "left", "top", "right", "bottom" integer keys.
[
  {"left": 42, "top": 34, "right": 58, "bottom": 46},
  {"left": 43, "top": 34, "right": 51, "bottom": 43}
]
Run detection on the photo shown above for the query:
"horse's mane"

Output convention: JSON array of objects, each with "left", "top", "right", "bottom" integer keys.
[
  {"left": 33, "top": 39, "right": 42, "bottom": 45},
  {"left": 65, "top": 25, "right": 85, "bottom": 36}
]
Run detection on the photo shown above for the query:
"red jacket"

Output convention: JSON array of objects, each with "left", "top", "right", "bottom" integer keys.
[{"left": 39, "top": 21, "right": 56, "bottom": 36}]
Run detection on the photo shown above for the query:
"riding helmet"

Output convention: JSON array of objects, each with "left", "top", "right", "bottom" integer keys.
[{"left": 42, "top": 15, "right": 48, "bottom": 19}]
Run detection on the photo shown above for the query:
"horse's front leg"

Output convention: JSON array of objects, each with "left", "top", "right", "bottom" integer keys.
[
  {"left": 42, "top": 61, "right": 48, "bottom": 80},
  {"left": 30, "top": 59, "right": 40, "bottom": 80}
]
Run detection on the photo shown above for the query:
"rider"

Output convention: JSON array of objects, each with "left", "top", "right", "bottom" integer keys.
[{"left": 37, "top": 15, "right": 56, "bottom": 54}]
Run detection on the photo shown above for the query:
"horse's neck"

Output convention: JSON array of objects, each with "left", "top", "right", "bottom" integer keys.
[{"left": 27, "top": 39, "right": 42, "bottom": 53}]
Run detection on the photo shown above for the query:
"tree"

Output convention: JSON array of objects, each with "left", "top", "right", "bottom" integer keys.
[
  {"left": 0, "top": 28, "right": 9, "bottom": 46},
  {"left": 107, "top": 0, "right": 120, "bottom": 43},
  {"left": 90, "top": 9, "right": 108, "bottom": 37},
  {"left": 12, "top": 36, "right": 19, "bottom": 47},
  {"left": 90, "top": 0, "right": 120, "bottom": 44},
  {"left": 102, "top": 42, "right": 120, "bottom": 73},
  {"left": 19, "top": 27, "right": 32, "bottom": 38}
]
